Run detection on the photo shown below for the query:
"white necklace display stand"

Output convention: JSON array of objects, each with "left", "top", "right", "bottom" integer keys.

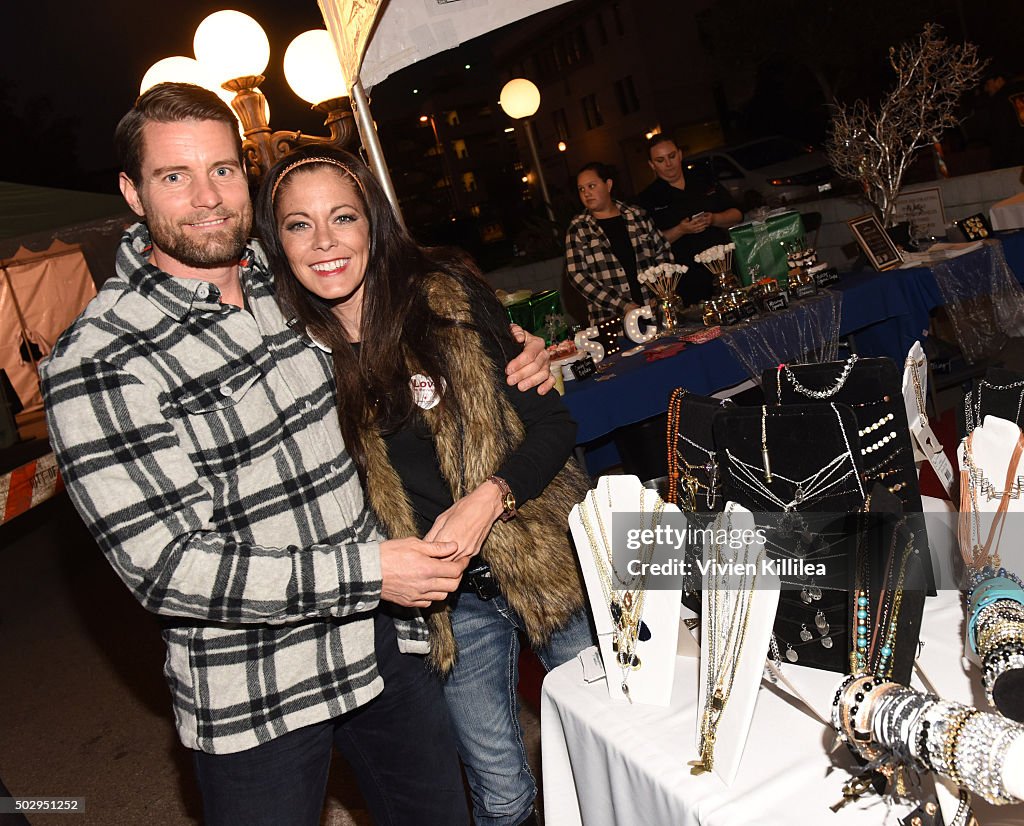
[
  {"left": 568, "top": 475, "right": 685, "bottom": 707},
  {"left": 694, "top": 502, "right": 780, "bottom": 785}
]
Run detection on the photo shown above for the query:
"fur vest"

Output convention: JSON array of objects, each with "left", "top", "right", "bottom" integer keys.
[{"left": 361, "top": 273, "right": 590, "bottom": 675}]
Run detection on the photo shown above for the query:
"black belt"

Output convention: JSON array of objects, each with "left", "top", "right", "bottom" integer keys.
[{"left": 461, "top": 561, "right": 501, "bottom": 601}]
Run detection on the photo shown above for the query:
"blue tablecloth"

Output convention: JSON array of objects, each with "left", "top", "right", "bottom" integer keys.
[{"left": 563, "top": 231, "right": 1024, "bottom": 468}]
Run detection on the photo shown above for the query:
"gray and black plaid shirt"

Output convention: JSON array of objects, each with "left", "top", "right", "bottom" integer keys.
[
  {"left": 564, "top": 200, "right": 674, "bottom": 324},
  {"left": 40, "top": 223, "right": 428, "bottom": 754}
]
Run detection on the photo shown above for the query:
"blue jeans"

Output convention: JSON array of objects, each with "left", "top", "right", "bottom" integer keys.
[
  {"left": 443, "top": 589, "right": 595, "bottom": 826},
  {"left": 193, "top": 613, "right": 468, "bottom": 826}
]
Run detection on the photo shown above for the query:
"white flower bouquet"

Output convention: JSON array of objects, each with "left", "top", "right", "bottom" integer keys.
[
  {"left": 637, "top": 262, "right": 688, "bottom": 301},
  {"left": 694, "top": 243, "right": 736, "bottom": 276}
]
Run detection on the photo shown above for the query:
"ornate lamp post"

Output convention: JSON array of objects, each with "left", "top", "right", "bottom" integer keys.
[{"left": 142, "top": 11, "right": 357, "bottom": 184}]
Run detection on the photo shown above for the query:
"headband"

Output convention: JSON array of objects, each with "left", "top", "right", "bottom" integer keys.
[{"left": 270, "top": 156, "right": 367, "bottom": 204}]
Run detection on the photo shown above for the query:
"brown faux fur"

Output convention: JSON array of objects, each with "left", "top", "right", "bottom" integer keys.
[{"left": 361, "top": 273, "right": 590, "bottom": 675}]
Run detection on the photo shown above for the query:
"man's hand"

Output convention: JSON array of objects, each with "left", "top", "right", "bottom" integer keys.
[
  {"left": 379, "top": 537, "right": 466, "bottom": 608},
  {"left": 676, "top": 213, "right": 712, "bottom": 235},
  {"left": 424, "top": 482, "right": 504, "bottom": 561},
  {"left": 506, "top": 324, "right": 555, "bottom": 395}
]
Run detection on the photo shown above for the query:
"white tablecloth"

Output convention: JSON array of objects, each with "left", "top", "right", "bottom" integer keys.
[
  {"left": 991, "top": 192, "right": 1024, "bottom": 232},
  {"left": 541, "top": 590, "right": 1024, "bottom": 826}
]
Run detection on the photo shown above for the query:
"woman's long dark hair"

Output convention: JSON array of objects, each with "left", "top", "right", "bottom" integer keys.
[{"left": 254, "top": 145, "right": 516, "bottom": 477}]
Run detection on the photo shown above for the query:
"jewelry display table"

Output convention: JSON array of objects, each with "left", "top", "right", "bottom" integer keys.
[{"left": 540, "top": 590, "right": 1023, "bottom": 826}]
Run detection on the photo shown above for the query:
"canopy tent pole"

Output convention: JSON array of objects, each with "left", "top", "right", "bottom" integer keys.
[
  {"left": 0, "top": 265, "right": 40, "bottom": 373},
  {"left": 350, "top": 78, "right": 406, "bottom": 228}
]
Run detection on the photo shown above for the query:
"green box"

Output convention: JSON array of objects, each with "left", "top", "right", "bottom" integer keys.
[
  {"left": 728, "top": 211, "right": 805, "bottom": 285},
  {"left": 505, "top": 290, "right": 565, "bottom": 341}
]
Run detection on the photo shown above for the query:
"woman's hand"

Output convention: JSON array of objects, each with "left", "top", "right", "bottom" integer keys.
[{"left": 424, "top": 482, "right": 505, "bottom": 560}]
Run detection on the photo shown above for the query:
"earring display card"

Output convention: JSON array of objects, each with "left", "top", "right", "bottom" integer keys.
[
  {"left": 764, "top": 356, "right": 936, "bottom": 595},
  {"left": 714, "top": 403, "right": 866, "bottom": 673}
]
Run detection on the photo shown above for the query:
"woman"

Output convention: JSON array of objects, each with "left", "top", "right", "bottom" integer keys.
[
  {"left": 254, "top": 146, "right": 594, "bottom": 826},
  {"left": 565, "top": 161, "right": 674, "bottom": 324}
]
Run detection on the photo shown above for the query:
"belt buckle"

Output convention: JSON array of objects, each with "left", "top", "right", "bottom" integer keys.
[{"left": 469, "top": 569, "right": 500, "bottom": 601}]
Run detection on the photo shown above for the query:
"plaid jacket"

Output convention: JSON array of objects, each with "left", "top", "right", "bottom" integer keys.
[
  {"left": 564, "top": 200, "right": 674, "bottom": 324},
  {"left": 40, "top": 223, "right": 429, "bottom": 755}
]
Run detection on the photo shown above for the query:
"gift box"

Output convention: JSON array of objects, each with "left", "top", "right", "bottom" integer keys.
[
  {"left": 504, "top": 289, "right": 565, "bottom": 341},
  {"left": 728, "top": 211, "right": 805, "bottom": 285}
]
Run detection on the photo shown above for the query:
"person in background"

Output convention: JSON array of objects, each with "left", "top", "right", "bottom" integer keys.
[
  {"left": 255, "top": 144, "right": 594, "bottom": 826},
  {"left": 39, "top": 82, "right": 554, "bottom": 826},
  {"left": 635, "top": 135, "right": 742, "bottom": 304},
  {"left": 565, "top": 161, "right": 674, "bottom": 324}
]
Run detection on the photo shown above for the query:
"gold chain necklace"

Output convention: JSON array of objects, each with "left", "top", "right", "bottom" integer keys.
[
  {"left": 579, "top": 483, "right": 664, "bottom": 701},
  {"left": 690, "top": 507, "right": 761, "bottom": 774}
]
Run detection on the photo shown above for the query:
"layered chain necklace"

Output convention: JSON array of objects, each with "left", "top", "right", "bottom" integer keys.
[
  {"left": 957, "top": 431, "right": 1024, "bottom": 571},
  {"left": 578, "top": 483, "right": 664, "bottom": 702},
  {"left": 726, "top": 403, "right": 864, "bottom": 511},
  {"left": 964, "top": 378, "right": 1024, "bottom": 435},
  {"left": 690, "top": 505, "right": 761, "bottom": 775}
]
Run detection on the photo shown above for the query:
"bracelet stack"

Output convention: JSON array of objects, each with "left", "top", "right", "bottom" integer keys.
[
  {"left": 966, "top": 565, "right": 1024, "bottom": 713},
  {"left": 831, "top": 673, "right": 1024, "bottom": 806}
]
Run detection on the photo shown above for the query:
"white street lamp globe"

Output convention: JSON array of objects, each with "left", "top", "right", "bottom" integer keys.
[
  {"left": 140, "top": 56, "right": 217, "bottom": 94},
  {"left": 499, "top": 78, "right": 541, "bottom": 120},
  {"left": 284, "top": 29, "right": 348, "bottom": 105},
  {"left": 194, "top": 10, "right": 270, "bottom": 85}
]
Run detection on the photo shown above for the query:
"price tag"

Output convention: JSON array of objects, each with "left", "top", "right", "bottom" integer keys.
[
  {"left": 913, "top": 421, "right": 954, "bottom": 496},
  {"left": 738, "top": 301, "right": 757, "bottom": 319},
  {"left": 720, "top": 309, "right": 741, "bottom": 326},
  {"left": 580, "top": 645, "right": 607, "bottom": 683},
  {"left": 570, "top": 354, "right": 597, "bottom": 381},
  {"left": 793, "top": 283, "right": 818, "bottom": 300}
]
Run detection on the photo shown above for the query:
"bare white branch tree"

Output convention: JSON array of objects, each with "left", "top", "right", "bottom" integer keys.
[{"left": 826, "top": 24, "right": 986, "bottom": 228}]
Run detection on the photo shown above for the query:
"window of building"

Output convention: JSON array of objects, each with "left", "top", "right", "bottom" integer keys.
[
  {"left": 445, "top": 110, "right": 460, "bottom": 127},
  {"left": 552, "top": 108, "right": 570, "bottom": 142},
  {"left": 462, "top": 172, "right": 478, "bottom": 192},
  {"left": 614, "top": 76, "right": 640, "bottom": 115},
  {"left": 452, "top": 139, "right": 469, "bottom": 159},
  {"left": 594, "top": 11, "right": 608, "bottom": 45},
  {"left": 470, "top": 205, "right": 481, "bottom": 217},
  {"left": 581, "top": 94, "right": 603, "bottom": 130}
]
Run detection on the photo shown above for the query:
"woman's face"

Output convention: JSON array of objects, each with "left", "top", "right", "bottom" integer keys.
[
  {"left": 275, "top": 166, "right": 370, "bottom": 317},
  {"left": 577, "top": 170, "right": 613, "bottom": 214}
]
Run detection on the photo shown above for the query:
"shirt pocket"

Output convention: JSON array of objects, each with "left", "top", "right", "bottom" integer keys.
[{"left": 174, "top": 363, "right": 285, "bottom": 478}]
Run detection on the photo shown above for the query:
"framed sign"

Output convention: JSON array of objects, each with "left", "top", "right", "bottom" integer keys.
[
  {"left": 847, "top": 214, "right": 904, "bottom": 271},
  {"left": 894, "top": 187, "right": 946, "bottom": 240}
]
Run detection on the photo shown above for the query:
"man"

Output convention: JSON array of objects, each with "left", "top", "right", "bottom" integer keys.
[
  {"left": 635, "top": 135, "right": 742, "bottom": 305},
  {"left": 565, "top": 161, "right": 674, "bottom": 324},
  {"left": 39, "top": 83, "right": 554, "bottom": 826}
]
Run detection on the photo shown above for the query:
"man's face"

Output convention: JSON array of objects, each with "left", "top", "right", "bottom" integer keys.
[
  {"left": 648, "top": 140, "right": 684, "bottom": 185},
  {"left": 119, "top": 119, "right": 251, "bottom": 271},
  {"left": 577, "top": 170, "right": 614, "bottom": 214}
]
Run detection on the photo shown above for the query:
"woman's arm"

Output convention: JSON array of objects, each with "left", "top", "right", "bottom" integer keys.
[{"left": 425, "top": 301, "right": 578, "bottom": 559}]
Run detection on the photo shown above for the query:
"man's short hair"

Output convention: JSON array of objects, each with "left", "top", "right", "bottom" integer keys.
[
  {"left": 577, "top": 161, "right": 614, "bottom": 182},
  {"left": 646, "top": 133, "right": 678, "bottom": 155},
  {"left": 115, "top": 82, "right": 242, "bottom": 185}
]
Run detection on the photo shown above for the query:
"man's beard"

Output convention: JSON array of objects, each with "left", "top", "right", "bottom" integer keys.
[{"left": 145, "top": 202, "right": 252, "bottom": 269}]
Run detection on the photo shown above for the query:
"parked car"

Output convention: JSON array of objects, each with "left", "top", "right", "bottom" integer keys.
[{"left": 683, "top": 137, "right": 835, "bottom": 211}]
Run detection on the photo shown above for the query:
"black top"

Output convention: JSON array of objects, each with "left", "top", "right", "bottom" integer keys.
[
  {"left": 635, "top": 177, "right": 739, "bottom": 304},
  {"left": 373, "top": 300, "right": 578, "bottom": 536},
  {"left": 596, "top": 214, "right": 643, "bottom": 305}
]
